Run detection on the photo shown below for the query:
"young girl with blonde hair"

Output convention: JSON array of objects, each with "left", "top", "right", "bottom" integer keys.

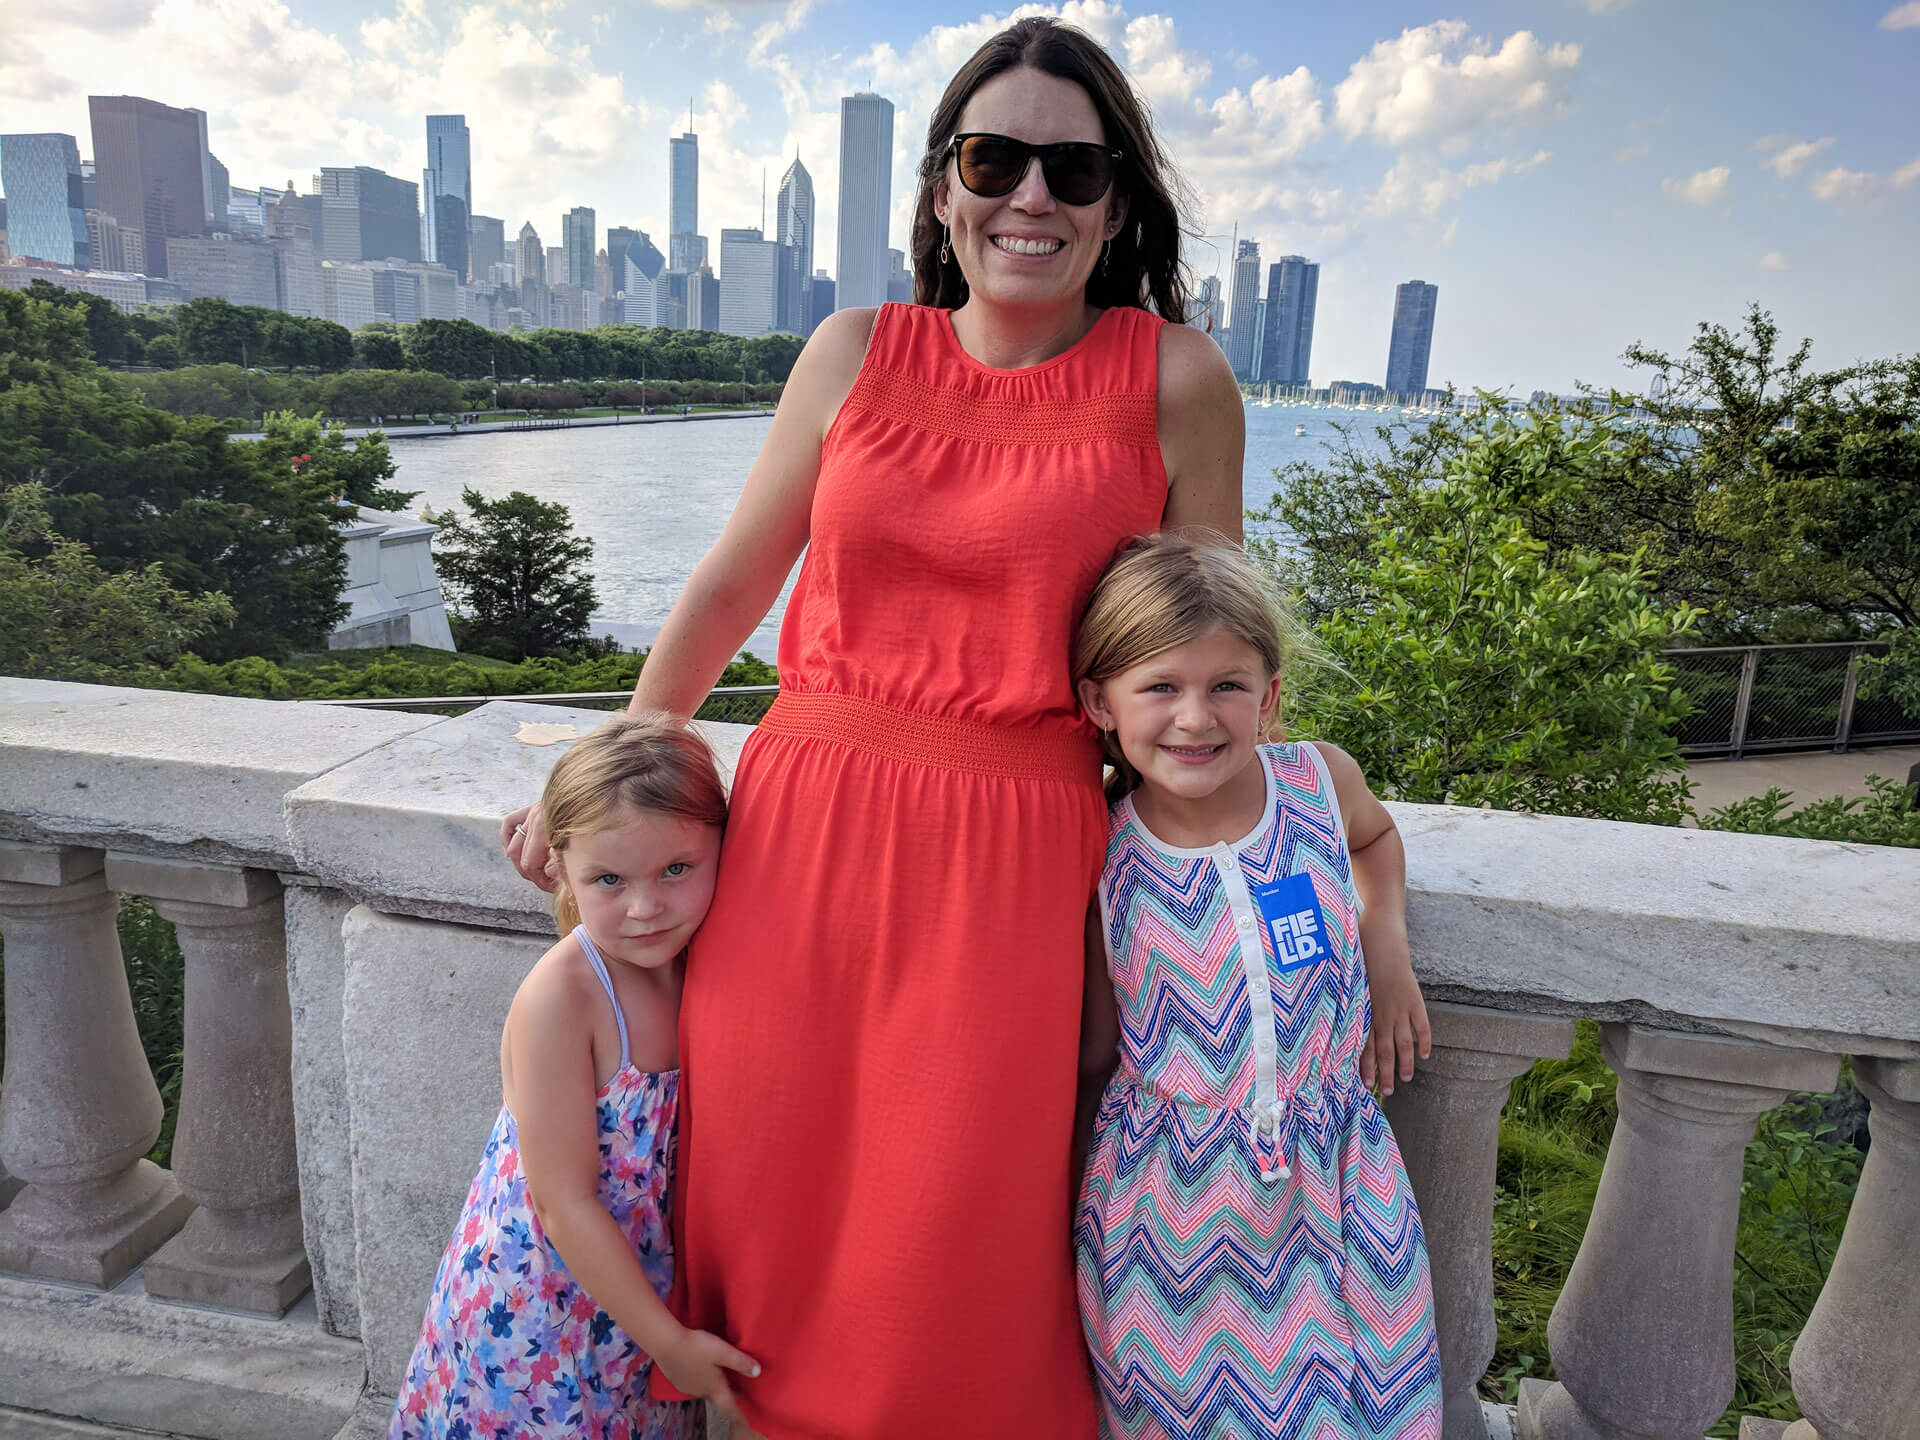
[
  {"left": 390, "top": 716, "right": 759, "bottom": 1439},
  {"left": 1073, "top": 533, "right": 1442, "bottom": 1439}
]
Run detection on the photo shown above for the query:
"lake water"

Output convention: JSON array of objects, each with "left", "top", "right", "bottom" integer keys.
[{"left": 389, "top": 400, "right": 1407, "bottom": 657}]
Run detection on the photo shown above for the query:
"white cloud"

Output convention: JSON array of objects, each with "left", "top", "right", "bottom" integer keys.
[
  {"left": 1661, "top": 166, "right": 1731, "bottom": 204},
  {"left": 1759, "top": 251, "right": 1788, "bottom": 271},
  {"left": 1613, "top": 139, "right": 1652, "bottom": 164},
  {"left": 1879, "top": 2, "right": 1920, "bottom": 29},
  {"left": 1583, "top": 0, "right": 1637, "bottom": 12},
  {"left": 1372, "top": 149, "right": 1551, "bottom": 216},
  {"left": 1810, "top": 166, "right": 1885, "bottom": 212},
  {"left": 1332, "top": 22, "right": 1580, "bottom": 149},
  {"left": 1753, "top": 134, "right": 1834, "bottom": 178},
  {"left": 1895, "top": 155, "right": 1920, "bottom": 187}
]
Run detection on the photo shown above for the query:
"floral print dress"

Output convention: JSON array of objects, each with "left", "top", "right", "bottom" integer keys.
[{"left": 389, "top": 927, "right": 698, "bottom": 1440}]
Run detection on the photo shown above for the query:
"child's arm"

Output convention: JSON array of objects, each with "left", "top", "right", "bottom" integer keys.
[
  {"left": 1309, "top": 742, "right": 1431, "bottom": 1097},
  {"left": 1073, "top": 901, "right": 1120, "bottom": 1201},
  {"left": 506, "top": 964, "right": 760, "bottom": 1422}
]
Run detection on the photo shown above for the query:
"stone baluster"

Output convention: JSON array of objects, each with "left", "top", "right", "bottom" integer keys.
[
  {"left": 1518, "top": 1026, "right": 1838, "bottom": 1440},
  {"left": 107, "top": 855, "right": 312, "bottom": 1315},
  {"left": 0, "top": 843, "right": 193, "bottom": 1286},
  {"left": 1381, "top": 1003, "right": 1574, "bottom": 1440},
  {"left": 1769, "top": 1056, "right": 1920, "bottom": 1440}
]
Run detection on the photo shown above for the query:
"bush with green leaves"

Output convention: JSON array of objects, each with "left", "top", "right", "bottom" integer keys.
[
  {"left": 431, "top": 488, "right": 599, "bottom": 661},
  {"left": 1262, "top": 402, "right": 1700, "bottom": 823},
  {"left": 1699, "top": 774, "right": 1920, "bottom": 847}
]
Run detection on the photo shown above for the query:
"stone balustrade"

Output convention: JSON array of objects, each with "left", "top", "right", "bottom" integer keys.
[{"left": 0, "top": 677, "right": 1915, "bottom": 1440}]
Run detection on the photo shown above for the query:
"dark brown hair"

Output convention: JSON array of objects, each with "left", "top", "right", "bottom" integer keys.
[{"left": 910, "top": 17, "right": 1196, "bottom": 321}]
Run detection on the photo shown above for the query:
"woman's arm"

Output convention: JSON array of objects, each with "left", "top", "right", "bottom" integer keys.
[
  {"left": 1073, "top": 901, "right": 1120, "bottom": 1202},
  {"left": 504, "top": 308, "right": 877, "bottom": 887},
  {"left": 507, "top": 966, "right": 760, "bottom": 1421},
  {"left": 1156, "top": 322, "right": 1245, "bottom": 541},
  {"left": 1309, "top": 741, "right": 1431, "bottom": 1096}
]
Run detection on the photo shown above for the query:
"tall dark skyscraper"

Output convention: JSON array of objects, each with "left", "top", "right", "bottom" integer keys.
[
  {"left": 0, "top": 134, "right": 90, "bottom": 267},
  {"left": 423, "top": 115, "right": 471, "bottom": 280},
  {"left": 669, "top": 128, "right": 702, "bottom": 273},
  {"left": 1385, "top": 280, "right": 1439, "bottom": 396},
  {"left": 517, "top": 221, "right": 544, "bottom": 307},
  {"left": 88, "top": 95, "right": 211, "bottom": 277},
  {"left": 776, "top": 156, "right": 814, "bottom": 335},
  {"left": 835, "top": 93, "right": 894, "bottom": 310},
  {"left": 563, "top": 207, "right": 596, "bottom": 290},
  {"left": 1226, "top": 239, "right": 1261, "bottom": 378},
  {"left": 468, "top": 215, "right": 505, "bottom": 278},
  {"left": 319, "top": 166, "right": 419, "bottom": 263},
  {"left": 1259, "top": 254, "right": 1319, "bottom": 389}
]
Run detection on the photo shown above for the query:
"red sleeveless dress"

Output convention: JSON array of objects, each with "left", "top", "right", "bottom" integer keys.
[{"left": 669, "top": 302, "right": 1169, "bottom": 1437}]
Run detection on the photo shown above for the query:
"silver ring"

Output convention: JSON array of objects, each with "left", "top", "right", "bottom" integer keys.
[{"left": 513, "top": 824, "right": 526, "bottom": 838}]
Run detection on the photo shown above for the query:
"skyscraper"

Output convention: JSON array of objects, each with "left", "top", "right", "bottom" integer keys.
[
  {"left": 835, "top": 93, "right": 893, "bottom": 310},
  {"left": 0, "top": 134, "right": 90, "bottom": 267},
  {"left": 88, "top": 95, "right": 211, "bottom": 277},
  {"left": 775, "top": 156, "right": 814, "bottom": 336},
  {"left": 517, "top": 221, "right": 545, "bottom": 313},
  {"left": 669, "top": 129, "right": 701, "bottom": 274},
  {"left": 606, "top": 227, "right": 640, "bottom": 265},
  {"left": 719, "top": 227, "right": 780, "bottom": 337},
  {"left": 1196, "top": 275, "right": 1223, "bottom": 337},
  {"left": 468, "top": 215, "right": 505, "bottom": 278},
  {"left": 1385, "top": 280, "right": 1439, "bottom": 396},
  {"left": 563, "top": 207, "right": 596, "bottom": 290},
  {"left": 1259, "top": 254, "right": 1319, "bottom": 389},
  {"left": 1226, "top": 239, "right": 1260, "bottom": 378},
  {"left": 809, "top": 270, "right": 835, "bottom": 337},
  {"left": 619, "top": 231, "right": 666, "bottom": 326},
  {"left": 318, "top": 167, "right": 419, "bottom": 263},
  {"left": 423, "top": 115, "right": 471, "bottom": 280}
]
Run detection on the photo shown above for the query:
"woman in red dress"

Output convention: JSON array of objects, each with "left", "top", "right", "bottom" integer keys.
[{"left": 506, "top": 19, "right": 1244, "bottom": 1436}]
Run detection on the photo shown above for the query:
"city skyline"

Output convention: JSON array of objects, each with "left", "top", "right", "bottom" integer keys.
[{"left": 3, "top": 2, "right": 1915, "bottom": 386}]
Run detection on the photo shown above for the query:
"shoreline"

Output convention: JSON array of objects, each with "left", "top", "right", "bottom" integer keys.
[{"left": 230, "top": 407, "right": 776, "bottom": 442}]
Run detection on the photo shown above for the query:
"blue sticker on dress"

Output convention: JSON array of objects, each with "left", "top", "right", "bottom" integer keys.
[{"left": 1250, "top": 871, "right": 1330, "bottom": 973}]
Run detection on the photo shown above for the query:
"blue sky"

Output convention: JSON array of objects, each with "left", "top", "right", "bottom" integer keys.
[{"left": 6, "top": 0, "right": 1916, "bottom": 390}]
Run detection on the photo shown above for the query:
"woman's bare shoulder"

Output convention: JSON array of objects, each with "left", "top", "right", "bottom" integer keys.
[
  {"left": 781, "top": 306, "right": 882, "bottom": 438},
  {"left": 1155, "top": 320, "right": 1240, "bottom": 407}
]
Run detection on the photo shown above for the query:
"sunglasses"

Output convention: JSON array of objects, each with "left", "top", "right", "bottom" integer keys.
[{"left": 946, "top": 132, "right": 1123, "bottom": 207}]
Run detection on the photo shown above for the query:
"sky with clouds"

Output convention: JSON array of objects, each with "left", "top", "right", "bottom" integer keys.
[{"left": 5, "top": 0, "right": 1915, "bottom": 391}]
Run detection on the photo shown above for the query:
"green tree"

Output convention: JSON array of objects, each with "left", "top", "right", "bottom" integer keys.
[
  {"left": 355, "top": 327, "right": 405, "bottom": 370},
  {"left": 0, "top": 481, "right": 235, "bottom": 681},
  {"left": 0, "top": 290, "right": 399, "bottom": 658},
  {"left": 23, "top": 280, "right": 136, "bottom": 365},
  {"left": 142, "top": 333, "right": 184, "bottom": 369},
  {"left": 433, "top": 487, "right": 598, "bottom": 660},
  {"left": 176, "top": 297, "right": 268, "bottom": 367},
  {"left": 403, "top": 318, "right": 496, "bottom": 378},
  {"left": 1258, "top": 402, "right": 1699, "bottom": 823}
]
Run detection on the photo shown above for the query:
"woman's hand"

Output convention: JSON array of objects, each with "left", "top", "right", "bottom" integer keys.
[
  {"left": 1362, "top": 954, "right": 1431, "bottom": 1098},
  {"left": 501, "top": 801, "right": 558, "bottom": 893},
  {"left": 654, "top": 1326, "right": 762, "bottom": 1424}
]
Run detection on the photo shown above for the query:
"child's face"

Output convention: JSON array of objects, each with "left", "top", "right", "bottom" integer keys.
[
  {"left": 1078, "top": 625, "right": 1281, "bottom": 804},
  {"left": 559, "top": 806, "right": 723, "bottom": 970}
]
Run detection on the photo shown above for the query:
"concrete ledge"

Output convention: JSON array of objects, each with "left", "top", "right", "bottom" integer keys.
[
  {"left": 105, "top": 854, "right": 281, "bottom": 909},
  {"left": 0, "top": 1270, "right": 364, "bottom": 1440},
  {"left": 1394, "top": 803, "right": 1920, "bottom": 1058},
  {"left": 0, "top": 843, "right": 103, "bottom": 887},
  {"left": 287, "top": 701, "right": 750, "bottom": 931},
  {"left": 0, "top": 681, "right": 436, "bottom": 870}
]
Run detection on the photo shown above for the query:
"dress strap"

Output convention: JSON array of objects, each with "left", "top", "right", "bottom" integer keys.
[{"left": 573, "top": 926, "right": 631, "bottom": 1073}]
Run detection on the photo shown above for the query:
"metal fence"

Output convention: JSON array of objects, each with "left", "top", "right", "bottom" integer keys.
[
  {"left": 306, "top": 684, "right": 779, "bottom": 726},
  {"left": 1665, "top": 642, "right": 1920, "bottom": 758}
]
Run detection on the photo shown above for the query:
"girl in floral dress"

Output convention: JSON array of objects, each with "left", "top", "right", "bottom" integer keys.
[
  {"left": 390, "top": 717, "right": 760, "bottom": 1439},
  {"left": 1073, "top": 536, "right": 1443, "bottom": 1440}
]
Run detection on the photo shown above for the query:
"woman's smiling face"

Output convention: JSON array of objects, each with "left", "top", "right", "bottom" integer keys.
[{"left": 935, "top": 66, "right": 1127, "bottom": 313}]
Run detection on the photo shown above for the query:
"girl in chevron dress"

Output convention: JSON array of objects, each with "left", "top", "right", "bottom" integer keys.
[{"left": 1072, "top": 535, "right": 1442, "bottom": 1440}]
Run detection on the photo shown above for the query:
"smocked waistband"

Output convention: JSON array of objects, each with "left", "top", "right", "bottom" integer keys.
[{"left": 758, "top": 690, "right": 1102, "bottom": 786}]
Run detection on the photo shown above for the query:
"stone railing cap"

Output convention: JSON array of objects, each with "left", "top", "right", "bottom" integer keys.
[
  {"left": 285, "top": 700, "right": 750, "bottom": 930},
  {"left": 0, "top": 679, "right": 437, "bottom": 870}
]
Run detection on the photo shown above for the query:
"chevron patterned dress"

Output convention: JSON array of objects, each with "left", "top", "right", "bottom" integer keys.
[{"left": 1076, "top": 742, "right": 1441, "bottom": 1440}]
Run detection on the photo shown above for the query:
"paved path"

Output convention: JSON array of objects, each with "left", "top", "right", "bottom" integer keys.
[{"left": 1686, "top": 744, "right": 1920, "bottom": 813}]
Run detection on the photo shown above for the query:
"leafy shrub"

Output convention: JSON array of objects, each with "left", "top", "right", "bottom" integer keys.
[{"left": 1699, "top": 774, "right": 1920, "bottom": 847}]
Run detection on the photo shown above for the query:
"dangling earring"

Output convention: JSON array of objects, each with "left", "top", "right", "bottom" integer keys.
[
  {"left": 1101, "top": 237, "right": 1112, "bottom": 274},
  {"left": 939, "top": 225, "right": 951, "bottom": 266}
]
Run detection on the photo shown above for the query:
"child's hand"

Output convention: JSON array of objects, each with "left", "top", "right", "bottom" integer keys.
[
  {"left": 1363, "top": 959, "right": 1431, "bottom": 1098},
  {"left": 656, "top": 1326, "right": 762, "bottom": 1423}
]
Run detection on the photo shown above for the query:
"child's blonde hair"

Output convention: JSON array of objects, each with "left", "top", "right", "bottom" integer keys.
[
  {"left": 1073, "top": 531, "right": 1309, "bottom": 799},
  {"left": 542, "top": 714, "right": 729, "bottom": 934}
]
